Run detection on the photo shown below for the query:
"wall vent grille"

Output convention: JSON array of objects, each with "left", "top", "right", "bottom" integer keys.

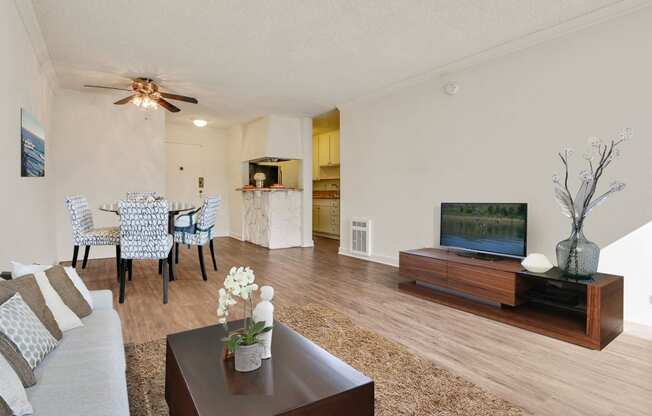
[{"left": 351, "top": 218, "right": 371, "bottom": 256}]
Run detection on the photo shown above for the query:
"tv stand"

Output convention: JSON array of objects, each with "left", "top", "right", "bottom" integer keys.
[{"left": 398, "top": 248, "right": 623, "bottom": 350}]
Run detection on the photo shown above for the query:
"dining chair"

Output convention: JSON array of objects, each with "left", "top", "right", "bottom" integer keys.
[
  {"left": 173, "top": 196, "right": 220, "bottom": 280},
  {"left": 126, "top": 191, "right": 159, "bottom": 200},
  {"left": 64, "top": 195, "right": 120, "bottom": 273},
  {"left": 118, "top": 199, "right": 174, "bottom": 304}
]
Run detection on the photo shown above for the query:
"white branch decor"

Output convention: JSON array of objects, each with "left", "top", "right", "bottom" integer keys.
[{"left": 553, "top": 128, "right": 631, "bottom": 277}]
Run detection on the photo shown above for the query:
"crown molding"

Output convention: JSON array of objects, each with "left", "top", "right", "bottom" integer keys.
[
  {"left": 339, "top": 0, "right": 652, "bottom": 110},
  {"left": 13, "top": 0, "right": 59, "bottom": 91}
]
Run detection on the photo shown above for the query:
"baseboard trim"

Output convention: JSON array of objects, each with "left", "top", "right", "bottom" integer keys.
[
  {"left": 338, "top": 248, "right": 398, "bottom": 267},
  {"left": 229, "top": 232, "right": 243, "bottom": 241}
]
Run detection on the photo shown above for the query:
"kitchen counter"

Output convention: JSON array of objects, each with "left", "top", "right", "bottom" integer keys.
[
  {"left": 242, "top": 190, "right": 302, "bottom": 249},
  {"left": 313, "top": 191, "right": 339, "bottom": 199},
  {"left": 237, "top": 187, "right": 303, "bottom": 192}
]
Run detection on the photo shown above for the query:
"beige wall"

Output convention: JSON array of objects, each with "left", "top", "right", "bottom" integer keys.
[
  {"left": 165, "top": 121, "right": 230, "bottom": 237},
  {"left": 51, "top": 89, "right": 166, "bottom": 261},
  {"left": 0, "top": 1, "right": 56, "bottom": 269},
  {"left": 339, "top": 9, "right": 652, "bottom": 324}
]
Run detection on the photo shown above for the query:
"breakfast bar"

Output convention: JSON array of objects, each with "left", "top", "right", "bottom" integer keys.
[{"left": 239, "top": 188, "right": 303, "bottom": 249}]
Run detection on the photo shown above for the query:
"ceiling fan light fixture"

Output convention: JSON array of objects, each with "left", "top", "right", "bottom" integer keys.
[{"left": 193, "top": 119, "right": 207, "bottom": 127}]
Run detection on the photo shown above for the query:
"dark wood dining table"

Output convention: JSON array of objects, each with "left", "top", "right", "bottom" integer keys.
[{"left": 99, "top": 201, "right": 196, "bottom": 281}]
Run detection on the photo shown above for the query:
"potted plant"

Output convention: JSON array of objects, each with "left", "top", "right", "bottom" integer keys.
[
  {"left": 216, "top": 266, "right": 274, "bottom": 370},
  {"left": 223, "top": 320, "right": 272, "bottom": 372}
]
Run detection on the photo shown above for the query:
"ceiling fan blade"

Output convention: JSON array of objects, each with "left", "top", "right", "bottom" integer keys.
[
  {"left": 84, "top": 85, "right": 131, "bottom": 92},
  {"left": 160, "top": 92, "right": 198, "bottom": 104},
  {"left": 114, "top": 95, "right": 135, "bottom": 105},
  {"left": 157, "top": 98, "right": 180, "bottom": 112}
]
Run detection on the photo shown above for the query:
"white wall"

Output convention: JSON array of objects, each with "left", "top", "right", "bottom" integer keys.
[
  {"left": 226, "top": 125, "right": 246, "bottom": 239},
  {"left": 165, "top": 121, "right": 230, "bottom": 237},
  {"left": 51, "top": 89, "right": 166, "bottom": 261},
  {"left": 600, "top": 222, "right": 652, "bottom": 326},
  {"left": 339, "top": 9, "right": 652, "bottom": 325},
  {"left": 0, "top": 1, "right": 56, "bottom": 268}
]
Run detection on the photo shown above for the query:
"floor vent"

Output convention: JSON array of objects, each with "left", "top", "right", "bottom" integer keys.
[{"left": 351, "top": 218, "right": 371, "bottom": 256}]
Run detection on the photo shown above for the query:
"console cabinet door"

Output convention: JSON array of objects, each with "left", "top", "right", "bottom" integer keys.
[
  {"left": 447, "top": 263, "right": 517, "bottom": 306},
  {"left": 399, "top": 253, "right": 448, "bottom": 287}
]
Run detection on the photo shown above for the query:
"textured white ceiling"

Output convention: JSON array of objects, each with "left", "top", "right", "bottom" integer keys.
[{"left": 31, "top": 0, "right": 633, "bottom": 127}]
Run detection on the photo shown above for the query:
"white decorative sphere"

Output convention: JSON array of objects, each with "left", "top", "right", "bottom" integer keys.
[{"left": 521, "top": 253, "right": 554, "bottom": 273}]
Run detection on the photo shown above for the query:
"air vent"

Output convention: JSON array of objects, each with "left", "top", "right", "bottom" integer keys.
[{"left": 351, "top": 218, "right": 371, "bottom": 256}]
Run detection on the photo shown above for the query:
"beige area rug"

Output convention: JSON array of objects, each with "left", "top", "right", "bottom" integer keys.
[{"left": 125, "top": 303, "right": 523, "bottom": 416}]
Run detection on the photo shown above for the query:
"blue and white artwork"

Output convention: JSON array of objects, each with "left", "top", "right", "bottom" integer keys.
[{"left": 21, "top": 109, "right": 45, "bottom": 177}]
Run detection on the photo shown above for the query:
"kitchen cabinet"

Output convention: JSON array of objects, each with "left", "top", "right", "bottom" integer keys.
[
  {"left": 312, "top": 199, "right": 340, "bottom": 237},
  {"left": 318, "top": 205, "right": 331, "bottom": 233},
  {"left": 312, "top": 136, "right": 320, "bottom": 180},
  {"left": 316, "top": 132, "right": 340, "bottom": 168},
  {"left": 329, "top": 131, "right": 340, "bottom": 165},
  {"left": 312, "top": 206, "right": 319, "bottom": 230}
]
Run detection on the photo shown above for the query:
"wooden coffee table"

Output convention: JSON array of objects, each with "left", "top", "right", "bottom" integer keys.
[{"left": 165, "top": 320, "right": 374, "bottom": 415}]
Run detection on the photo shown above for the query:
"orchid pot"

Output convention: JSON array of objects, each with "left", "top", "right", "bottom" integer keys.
[{"left": 234, "top": 343, "right": 262, "bottom": 372}]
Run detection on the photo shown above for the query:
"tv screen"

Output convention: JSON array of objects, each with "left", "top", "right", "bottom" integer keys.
[{"left": 440, "top": 203, "right": 527, "bottom": 258}]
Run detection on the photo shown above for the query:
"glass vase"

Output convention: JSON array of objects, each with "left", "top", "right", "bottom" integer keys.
[{"left": 555, "top": 226, "right": 600, "bottom": 279}]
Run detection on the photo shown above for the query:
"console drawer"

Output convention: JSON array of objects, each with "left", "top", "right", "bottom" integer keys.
[
  {"left": 447, "top": 263, "right": 517, "bottom": 306},
  {"left": 399, "top": 253, "right": 447, "bottom": 286}
]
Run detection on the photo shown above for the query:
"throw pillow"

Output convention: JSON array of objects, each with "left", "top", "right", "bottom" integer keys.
[
  {"left": 0, "top": 294, "right": 58, "bottom": 387},
  {"left": 0, "top": 276, "right": 62, "bottom": 340},
  {"left": 44, "top": 266, "right": 91, "bottom": 318},
  {"left": 0, "top": 352, "right": 33, "bottom": 416},
  {"left": 32, "top": 272, "right": 83, "bottom": 332},
  {"left": 10, "top": 261, "right": 50, "bottom": 279},
  {"left": 63, "top": 266, "right": 94, "bottom": 309}
]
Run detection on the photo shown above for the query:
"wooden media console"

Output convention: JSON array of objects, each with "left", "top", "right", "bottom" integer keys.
[{"left": 398, "top": 248, "right": 623, "bottom": 350}]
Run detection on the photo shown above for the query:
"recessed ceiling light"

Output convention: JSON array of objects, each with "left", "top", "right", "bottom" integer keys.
[{"left": 193, "top": 119, "right": 207, "bottom": 127}]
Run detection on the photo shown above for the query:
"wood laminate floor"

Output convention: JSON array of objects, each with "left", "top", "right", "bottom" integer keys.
[{"left": 76, "top": 237, "right": 652, "bottom": 416}]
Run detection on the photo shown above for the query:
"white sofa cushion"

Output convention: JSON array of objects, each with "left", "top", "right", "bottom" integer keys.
[{"left": 27, "top": 305, "right": 128, "bottom": 416}]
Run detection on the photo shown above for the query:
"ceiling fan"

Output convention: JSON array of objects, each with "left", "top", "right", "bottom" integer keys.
[{"left": 84, "top": 78, "right": 198, "bottom": 113}]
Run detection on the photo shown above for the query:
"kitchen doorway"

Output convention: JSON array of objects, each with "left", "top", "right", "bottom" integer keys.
[{"left": 312, "top": 109, "right": 340, "bottom": 240}]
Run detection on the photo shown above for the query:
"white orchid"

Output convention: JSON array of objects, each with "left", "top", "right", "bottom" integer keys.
[{"left": 216, "top": 266, "right": 260, "bottom": 327}]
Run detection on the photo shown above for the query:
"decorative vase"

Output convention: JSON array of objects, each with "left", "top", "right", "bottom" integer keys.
[
  {"left": 555, "top": 226, "right": 600, "bottom": 278},
  {"left": 234, "top": 343, "right": 262, "bottom": 372},
  {"left": 253, "top": 286, "right": 274, "bottom": 359}
]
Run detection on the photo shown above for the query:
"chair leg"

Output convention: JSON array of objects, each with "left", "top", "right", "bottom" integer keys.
[
  {"left": 127, "top": 259, "right": 133, "bottom": 281},
  {"left": 162, "top": 258, "right": 169, "bottom": 304},
  {"left": 72, "top": 245, "right": 79, "bottom": 268},
  {"left": 82, "top": 246, "right": 90, "bottom": 269},
  {"left": 158, "top": 259, "right": 162, "bottom": 275},
  {"left": 115, "top": 245, "right": 121, "bottom": 282},
  {"left": 209, "top": 239, "right": 217, "bottom": 271},
  {"left": 175, "top": 242, "right": 179, "bottom": 264},
  {"left": 168, "top": 250, "right": 175, "bottom": 282},
  {"left": 198, "top": 245, "right": 207, "bottom": 281},
  {"left": 119, "top": 259, "right": 126, "bottom": 304}
]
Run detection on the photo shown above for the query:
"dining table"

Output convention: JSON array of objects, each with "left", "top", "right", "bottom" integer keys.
[{"left": 99, "top": 201, "right": 196, "bottom": 282}]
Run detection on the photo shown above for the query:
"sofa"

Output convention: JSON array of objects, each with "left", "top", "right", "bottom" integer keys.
[{"left": 25, "top": 290, "right": 129, "bottom": 415}]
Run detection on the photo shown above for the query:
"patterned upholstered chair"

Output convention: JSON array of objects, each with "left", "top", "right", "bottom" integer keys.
[
  {"left": 65, "top": 195, "right": 120, "bottom": 271},
  {"left": 126, "top": 191, "right": 159, "bottom": 200},
  {"left": 173, "top": 196, "right": 220, "bottom": 280},
  {"left": 118, "top": 199, "right": 174, "bottom": 304}
]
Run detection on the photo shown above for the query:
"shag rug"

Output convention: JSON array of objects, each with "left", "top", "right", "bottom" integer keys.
[{"left": 125, "top": 303, "right": 523, "bottom": 416}]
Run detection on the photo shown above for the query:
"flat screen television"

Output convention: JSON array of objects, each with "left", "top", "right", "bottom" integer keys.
[{"left": 440, "top": 202, "right": 527, "bottom": 258}]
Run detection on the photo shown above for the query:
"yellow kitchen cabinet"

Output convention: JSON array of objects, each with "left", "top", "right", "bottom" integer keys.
[
  {"left": 318, "top": 134, "right": 331, "bottom": 167},
  {"left": 329, "top": 131, "right": 340, "bottom": 165},
  {"left": 312, "top": 136, "right": 320, "bottom": 180}
]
